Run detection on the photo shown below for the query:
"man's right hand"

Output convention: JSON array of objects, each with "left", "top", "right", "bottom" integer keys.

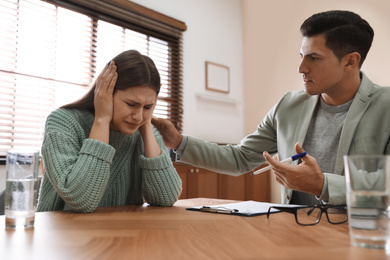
[{"left": 152, "top": 117, "right": 183, "bottom": 150}]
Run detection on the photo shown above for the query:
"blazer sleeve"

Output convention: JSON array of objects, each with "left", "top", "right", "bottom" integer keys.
[{"left": 178, "top": 94, "right": 294, "bottom": 175}]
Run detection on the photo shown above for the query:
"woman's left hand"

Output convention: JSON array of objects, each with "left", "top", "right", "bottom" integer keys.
[
  {"left": 139, "top": 105, "right": 161, "bottom": 158},
  {"left": 138, "top": 117, "right": 153, "bottom": 137}
]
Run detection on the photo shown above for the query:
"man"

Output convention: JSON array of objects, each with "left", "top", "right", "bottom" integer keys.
[{"left": 152, "top": 10, "right": 390, "bottom": 205}]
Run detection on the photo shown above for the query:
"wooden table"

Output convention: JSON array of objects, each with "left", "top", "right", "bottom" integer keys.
[{"left": 1, "top": 198, "right": 388, "bottom": 260}]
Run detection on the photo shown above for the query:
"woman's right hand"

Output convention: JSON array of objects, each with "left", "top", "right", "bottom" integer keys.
[
  {"left": 93, "top": 61, "right": 118, "bottom": 124},
  {"left": 89, "top": 61, "right": 118, "bottom": 143}
]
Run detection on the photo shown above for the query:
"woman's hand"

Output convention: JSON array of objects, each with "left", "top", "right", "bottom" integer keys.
[
  {"left": 94, "top": 61, "right": 118, "bottom": 124},
  {"left": 138, "top": 117, "right": 153, "bottom": 137},
  {"left": 139, "top": 104, "right": 161, "bottom": 158},
  {"left": 89, "top": 61, "right": 118, "bottom": 143}
]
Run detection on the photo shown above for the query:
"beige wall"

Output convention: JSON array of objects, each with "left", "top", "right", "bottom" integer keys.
[
  {"left": 132, "top": 0, "right": 245, "bottom": 144},
  {"left": 242, "top": 0, "right": 390, "bottom": 203}
]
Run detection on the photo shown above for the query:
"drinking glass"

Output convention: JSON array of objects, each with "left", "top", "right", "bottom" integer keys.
[
  {"left": 344, "top": 155, "right": 390, "bottom": 249},
  {"left": 4, "top": 149, "right": 39, "bottom": 229}
]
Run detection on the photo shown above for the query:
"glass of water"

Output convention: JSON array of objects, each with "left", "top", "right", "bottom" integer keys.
[
  {"left": 5, "top": 149, "right": 39, "bottom": 229},
  {"left": 344, "top": 155, "right": 390, "bottom": 249}
]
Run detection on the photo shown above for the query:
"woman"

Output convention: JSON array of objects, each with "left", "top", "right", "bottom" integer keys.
[{"left": 37, "top": 50, "right": 182, "bottom": 212}]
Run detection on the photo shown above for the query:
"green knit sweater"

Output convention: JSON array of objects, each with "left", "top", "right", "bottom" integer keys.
[{"left": 37, "top": 108, "right": 182, "bottom": 212}]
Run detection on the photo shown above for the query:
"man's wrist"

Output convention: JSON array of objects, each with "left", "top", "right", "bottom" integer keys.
[
  {"left": 316, "top": 173, "right": 329, "bottom": 202},
  {"left": 174, "top": 134, "right": 183, "bottom": 150},
  {"left": 173, "top": 135, "right": 188, "bottom": 161}
]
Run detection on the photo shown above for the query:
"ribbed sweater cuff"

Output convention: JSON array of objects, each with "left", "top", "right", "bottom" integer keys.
[
  {"left": 80, "top": 139, "right": 116, "bottom": 163},
  {"left": 139, "top": 151, "right": 172, "bottom": 170}
]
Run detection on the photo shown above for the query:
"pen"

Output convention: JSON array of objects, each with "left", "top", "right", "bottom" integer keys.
[
  {"left": 251, "top": 152, "right": 307, "bottom": 176},
  {"left": 200, "top": 206, "right": 239, "bottom": 214}
]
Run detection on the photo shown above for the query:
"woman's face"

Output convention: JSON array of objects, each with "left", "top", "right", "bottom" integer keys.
[{"left": 110, "top": 85, "right": 157, "bottom": 135}]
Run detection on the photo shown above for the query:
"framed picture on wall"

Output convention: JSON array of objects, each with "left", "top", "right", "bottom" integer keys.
[{"left": 205, "top": 61, "right": 230, "bottom": 93}]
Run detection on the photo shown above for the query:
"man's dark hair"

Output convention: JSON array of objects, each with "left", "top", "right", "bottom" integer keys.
[{"left": 300, "top": 10, "right": 374, "bottom": 67}]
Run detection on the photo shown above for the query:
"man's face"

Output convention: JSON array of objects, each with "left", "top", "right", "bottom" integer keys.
[
  {"left": 110, "top": 85, "right": 157, "bottom": 135},
  {"left": 298, "top": 34, "right": 347, "bottom": 98}
]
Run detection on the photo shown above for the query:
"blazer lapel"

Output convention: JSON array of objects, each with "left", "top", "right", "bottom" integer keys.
[
  {"left": 335, "top": 74, "right": 374, "bottom": 175},
  {"left": 293, "top": 95, "right": 319, "bottom": 151}
]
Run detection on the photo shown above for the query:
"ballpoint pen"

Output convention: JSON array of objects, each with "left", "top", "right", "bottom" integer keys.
[
  {"left": 200, "top": 206, "right": 239, "bottom": 214},
  {"left": 251, "top": 152, "right": 307, "bottom": 176}
]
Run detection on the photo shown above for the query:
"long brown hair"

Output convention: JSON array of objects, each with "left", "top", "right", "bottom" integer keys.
[{"left": 62, "top": 50, "right": 161, "bottom": 112}]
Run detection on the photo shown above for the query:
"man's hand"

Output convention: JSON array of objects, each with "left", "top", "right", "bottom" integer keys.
[
  {"left": 151, "top": 117, "right": 183, "bottom": 150},
  {"left": 263, "top": 142, "right": 324, "bottom": 196}
]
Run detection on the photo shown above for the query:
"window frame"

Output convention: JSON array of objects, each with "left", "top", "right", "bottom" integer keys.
[{"left": 0, "top": 0, "right": 186, "bottom": 158}]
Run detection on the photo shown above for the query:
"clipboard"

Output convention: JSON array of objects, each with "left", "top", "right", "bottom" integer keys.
[{"left": 186, "top": 200, "right": 303, "bottom": 217}]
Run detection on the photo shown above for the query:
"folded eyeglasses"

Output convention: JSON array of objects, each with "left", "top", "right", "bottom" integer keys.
[{"left": 267, "top": 204, "right": 348, "bottom": 226}]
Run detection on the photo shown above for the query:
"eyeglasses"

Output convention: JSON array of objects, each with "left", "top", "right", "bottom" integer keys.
[{"left": 267, "top": 204, "right": 348, "bottom": 226}]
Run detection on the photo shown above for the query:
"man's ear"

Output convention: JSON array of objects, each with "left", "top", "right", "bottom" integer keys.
[{"left": 344, "top": 52, "right": 361, "bottom": 71}]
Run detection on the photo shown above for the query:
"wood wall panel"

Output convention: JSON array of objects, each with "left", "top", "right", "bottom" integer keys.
[
  {"left": 187, "top": 169, "right": 218, "bottom": 198},
  {"left": 217, "top": 175, "right": 246, "bottom": 200},
  {"left": 173, "top": 162, "right": 271, "bottom": 202}
]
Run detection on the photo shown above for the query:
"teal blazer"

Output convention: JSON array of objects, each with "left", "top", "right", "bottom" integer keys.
[{"left": 179, "top": 72, "right": 390, "bottom": 204}]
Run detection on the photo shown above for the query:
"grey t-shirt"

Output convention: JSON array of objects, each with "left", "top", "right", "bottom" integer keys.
[
  {"left": 291, "top": 96, "right": 352, "bottom": 205},
  {"left": 0, "top": 189, "right": 4, "bottom": 215}
]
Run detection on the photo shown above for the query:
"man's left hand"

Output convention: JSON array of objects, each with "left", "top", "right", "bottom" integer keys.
[{"left": 263, "top": 142, "right": 324, "bottom": 196}]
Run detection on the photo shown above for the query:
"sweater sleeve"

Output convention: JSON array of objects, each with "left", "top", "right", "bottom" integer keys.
[
  {"left": 38, "top": 110, "right": 116, "bottom": 212},
  {"left": 139, "top": 126, "right": 182, "bottom": 206}
]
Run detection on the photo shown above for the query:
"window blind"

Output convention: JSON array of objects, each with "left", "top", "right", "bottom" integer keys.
[{"left": 0, "top": 0, "right": 185, "bottom": 156}]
